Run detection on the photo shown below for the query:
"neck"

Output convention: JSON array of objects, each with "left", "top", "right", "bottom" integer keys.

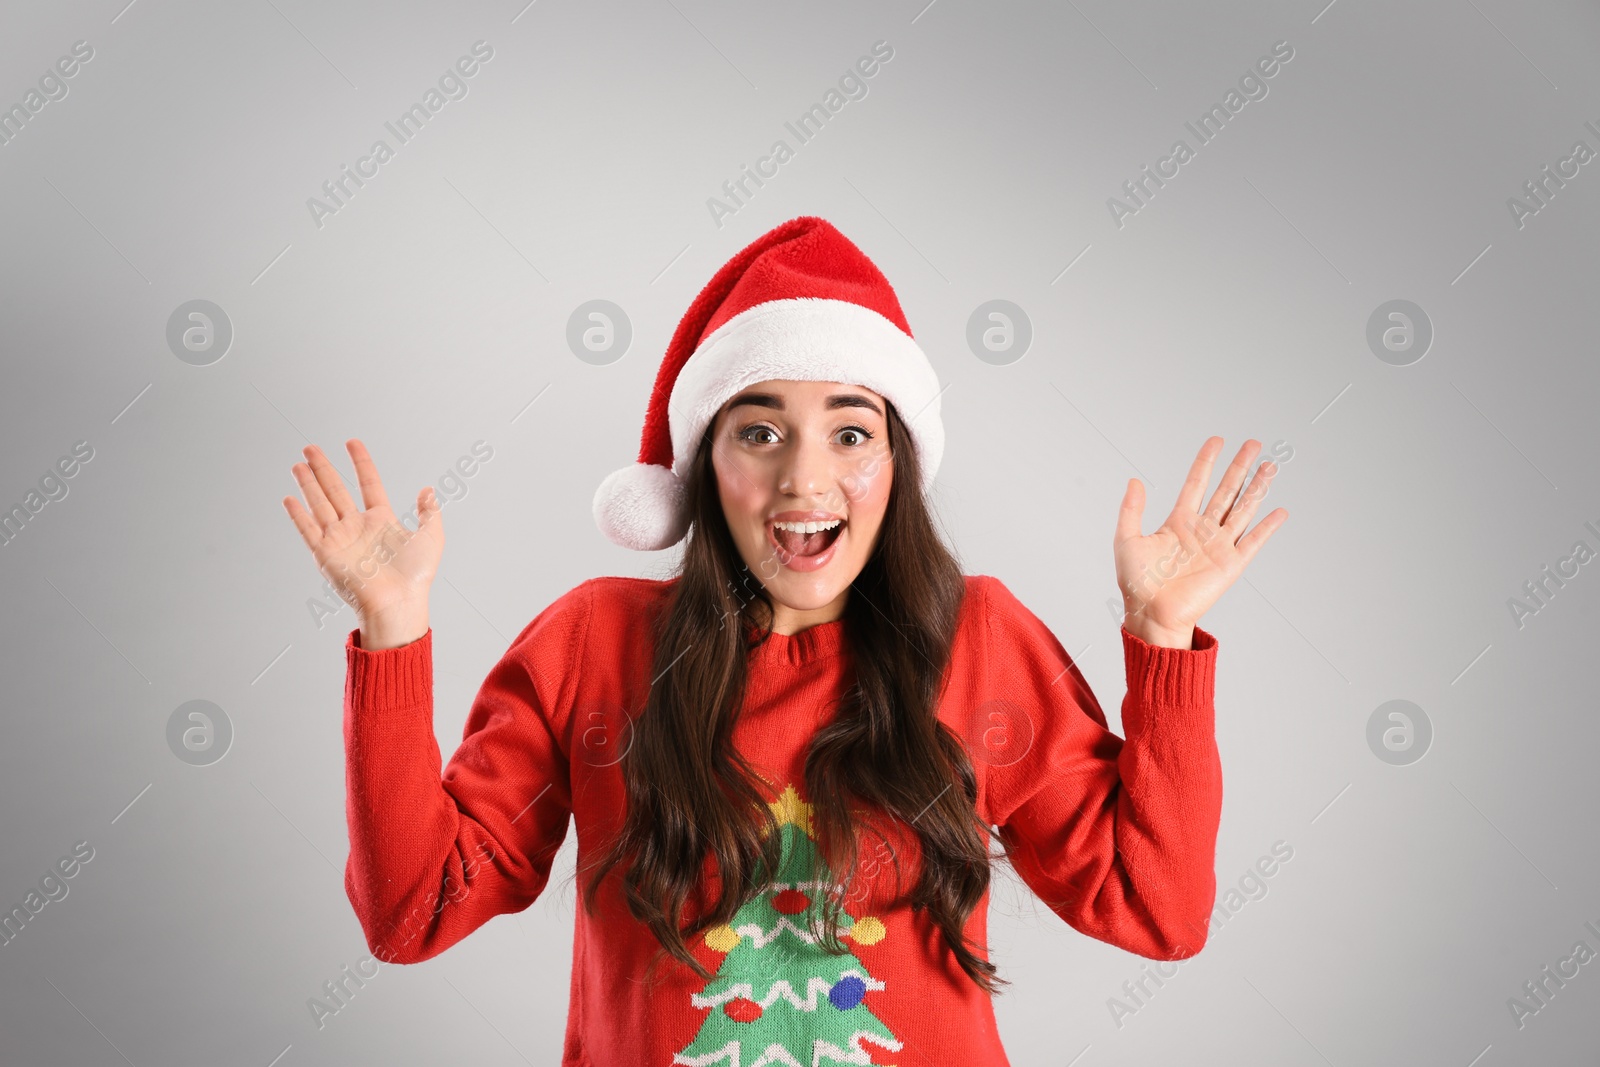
[{"left": 764, "top": 589, "right": 849, "bottom": 635}]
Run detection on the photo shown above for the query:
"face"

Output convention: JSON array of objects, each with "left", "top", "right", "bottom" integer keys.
[{"left": 709, "top": 379, "right": 894, "bottom": 633}]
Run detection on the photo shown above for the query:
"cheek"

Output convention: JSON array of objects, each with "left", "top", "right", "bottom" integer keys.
[
  {"left": 839, "top": 450, "right": 892, "bottom": 521},
  {"left": 715, "top": 454, "right": 767, "bottom": 528}
]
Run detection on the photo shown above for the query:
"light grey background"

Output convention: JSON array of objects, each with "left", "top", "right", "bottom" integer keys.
[{"left": 2, "top": 0, "right": 1597, "bottom": 1063}]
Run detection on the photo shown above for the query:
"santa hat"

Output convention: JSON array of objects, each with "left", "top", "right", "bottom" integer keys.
[{"left": 593, "top": 215, "right": 945, "bottom": 551}]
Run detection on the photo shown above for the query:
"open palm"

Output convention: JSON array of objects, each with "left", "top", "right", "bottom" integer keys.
[
  {"left": 282, "top": 439, "right": 443, "bottom": 621},
  {"left": 1113, "top": 437, "right": 1287, "bottom": 644}
]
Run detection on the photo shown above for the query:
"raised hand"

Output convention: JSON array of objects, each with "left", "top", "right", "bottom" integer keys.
[
  {"left": 1113, "top": 437, "right": 1287, "bottom": 649},
  {"left": 282, "top": 439, "right": 442, "bottom": 648}
]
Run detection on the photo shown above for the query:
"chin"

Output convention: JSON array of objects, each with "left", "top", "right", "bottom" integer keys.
[
  {"left": 767, "top": 573, "right": 849, "bottom": 609},
  {"left": 739, "top": 539, "right": 864, "bottom": 607}
]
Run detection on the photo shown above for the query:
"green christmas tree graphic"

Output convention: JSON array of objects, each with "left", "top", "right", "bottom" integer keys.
[{"left": 672, "top": 783, "right": 904, "bottom": 1067}]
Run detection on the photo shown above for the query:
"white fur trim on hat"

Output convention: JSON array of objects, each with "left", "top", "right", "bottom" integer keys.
[
  {"left": 592, "top": 296, "right": 943, "bottom": 552},
  {"left": 670, "top": 297, "right": 944, "bottom": 490}
]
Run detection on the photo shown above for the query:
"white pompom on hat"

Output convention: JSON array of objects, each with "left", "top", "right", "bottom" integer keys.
[{"left": 593, "top": 215, "right": 945, "bottom": 551}]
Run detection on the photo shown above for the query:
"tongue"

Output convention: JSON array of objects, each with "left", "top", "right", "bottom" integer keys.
[{"left": 775, "top": 525, "right": 840, "bottom": 557}]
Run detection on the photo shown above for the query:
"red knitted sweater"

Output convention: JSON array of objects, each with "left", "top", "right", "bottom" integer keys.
[{"left": 341, "top": 574, "right": 1221, "bottom": 1066}]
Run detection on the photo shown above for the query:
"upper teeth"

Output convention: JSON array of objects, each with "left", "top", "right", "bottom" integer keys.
[{"left": 773, "top": 519, "right": 842, "bottom": 534}]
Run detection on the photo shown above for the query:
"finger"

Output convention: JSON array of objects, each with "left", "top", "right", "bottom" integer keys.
[
  {"left": 347, "top": 439, "right": 391, "bottom": 512},
  {"left": 1202, "top": 439, "right": 1261, "bottom": 524},
  {"left": 1223, "top": 459, "right": 1278, "bottom": 541},
  {"left": 1173, "top": 437, "right": 1224, "bottom": 516},
  {"left": 282, "top": 495, "right": 322, "bottom": 551},
  {"left": 1114, "top": 477, "right": 1144, "bottom": 547},
  {"left": 416, "top": 485, "right": 439, "bottom": 529},
  {"left": 1235, "top": 507, "right": 1288, "bottom": 565},
  {"left": 304, "top": 444, "right": 359, "bottom": 521},
  {"left": 291, "top": 458, "right": 340, "bottom": 528},
  {"left": 412, "top": 485, "right": 445, "bottom": 546}
]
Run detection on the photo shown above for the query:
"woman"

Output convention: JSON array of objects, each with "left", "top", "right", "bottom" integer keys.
[{"left": 283, "top": 217, "right": 1285, "bottom": 1065}]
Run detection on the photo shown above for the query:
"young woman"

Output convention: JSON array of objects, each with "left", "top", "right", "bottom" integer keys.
[{"left": 282, "top": 217, "right": 1285, "bottom": 1065}]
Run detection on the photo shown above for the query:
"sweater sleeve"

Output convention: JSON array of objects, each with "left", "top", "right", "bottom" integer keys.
[
  {"left": 979, "top": 576, "right": 1221, "bottom": 961},
  {"left": 341, "top": 579, "right": 594, "bottom": 964}
]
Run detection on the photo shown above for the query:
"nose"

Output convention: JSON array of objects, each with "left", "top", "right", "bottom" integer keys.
[{"left": 777, "top": 433, "right": 831, "bottom": 501}]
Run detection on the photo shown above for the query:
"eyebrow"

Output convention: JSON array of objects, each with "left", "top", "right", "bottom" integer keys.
[{"left": 726, "top": 392, "right": 883, "bottom": 417}]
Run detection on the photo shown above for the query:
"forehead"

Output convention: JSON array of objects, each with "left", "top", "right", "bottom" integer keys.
[{"left": 720, "top": 380, "right": 885, "bottom": 416}]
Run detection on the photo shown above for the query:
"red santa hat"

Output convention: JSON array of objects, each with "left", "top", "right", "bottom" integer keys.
[{"left": 593, "top": 215, "right": 945, "bottom": 551}]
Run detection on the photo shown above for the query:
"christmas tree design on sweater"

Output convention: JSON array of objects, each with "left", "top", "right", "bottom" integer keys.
[{"left": 673, "top": 783, "right": 904, "bottom": 1067}]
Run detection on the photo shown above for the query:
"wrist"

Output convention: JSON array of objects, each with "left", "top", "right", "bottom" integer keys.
[
  {"left": 1123, "top": 615, "right": 1195, "bottom": 650},
  {"left": 358, "top": 602, "right": 430, "bottom": 651}
]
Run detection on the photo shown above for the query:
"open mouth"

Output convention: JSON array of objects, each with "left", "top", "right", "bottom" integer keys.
[{"left": 768, "top": 517, "right": 845, "bottom": 559}]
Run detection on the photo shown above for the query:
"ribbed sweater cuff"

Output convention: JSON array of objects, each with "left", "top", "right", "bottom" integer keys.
[
  {"left": 1121, "top": 623, "right": 1217, "bottom": 708},
  {"left": 345, "top": 627, "right": 434, "bottom": 712}
]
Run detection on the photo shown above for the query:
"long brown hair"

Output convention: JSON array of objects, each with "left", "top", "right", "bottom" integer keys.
[{"left": 579, "top": 396, "right": 1008, "bottom": 994}]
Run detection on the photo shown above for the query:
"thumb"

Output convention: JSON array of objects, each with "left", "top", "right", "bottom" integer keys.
[
  {"left": 416, "top": 486, "right": 441, "bottom": 529},
  {"left": 1114, "top": 477, "right": 1143, "bottom": 547}
]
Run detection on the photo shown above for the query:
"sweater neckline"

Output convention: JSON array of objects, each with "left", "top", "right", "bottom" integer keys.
[{"left": 744, "top": 615, "right": 846, "bottom": 667}]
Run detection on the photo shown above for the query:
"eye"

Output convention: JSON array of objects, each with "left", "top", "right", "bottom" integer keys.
[
  {"left": 838, "top": 425, "right": 875, "bottom": 447},
  {"left": 737, "top": 424, "right": 778, "bottom": 445},
  {"left": 736, "top": 423, "right": 876, "bottom": 446}
]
